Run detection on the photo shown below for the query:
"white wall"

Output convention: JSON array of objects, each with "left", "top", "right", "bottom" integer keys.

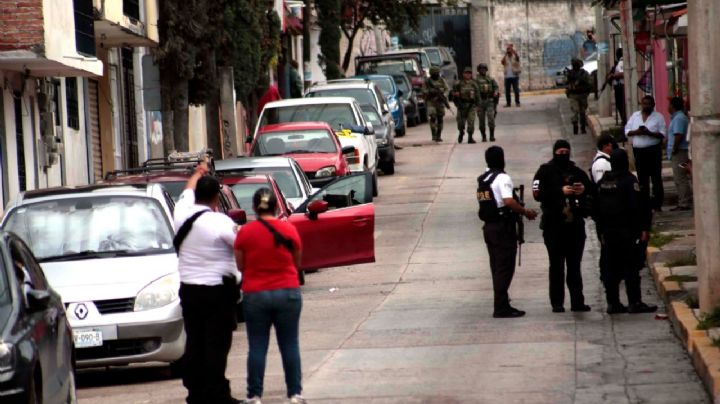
[
  {"left": 59, "top": 78, "right": 90, "bottom": 186},
  {"left": 42, "top": 0, "right": 103, "bottom": 76}
]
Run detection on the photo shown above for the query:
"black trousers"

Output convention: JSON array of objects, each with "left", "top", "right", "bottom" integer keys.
[
  {"left": 483, "top": 220, "right": 518, "bottom": 311},
  {"left": 613, "top": 84, "right": 626, "bottom": 124},
  {"left": 543, "top": 224, "right": 586, "bottom": 308},
  {"left": 179, "top": 283, "right": 237, "bottom": 404},
  {"left": 633, "top": 144, "right": 664, "bottom": 210},
  {"left": 600, "top": 232, "right": 642, "bottom": 305}
]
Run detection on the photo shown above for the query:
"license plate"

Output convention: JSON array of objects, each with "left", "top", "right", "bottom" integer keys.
[{"left": 73, "top": 329, "right": 103, "bottom": 348}]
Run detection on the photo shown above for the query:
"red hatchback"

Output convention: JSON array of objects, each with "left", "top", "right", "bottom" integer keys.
[{"left": 251, "top": 122, "right": 353, "bottom": 187}]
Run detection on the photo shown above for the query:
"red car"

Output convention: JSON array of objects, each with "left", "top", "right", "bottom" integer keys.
[
  {"left": 220, "top": 172, "right": 375, "bottom": 271},
  {"left": 251, "top": 122, "right": 354, "bottom": 187}
]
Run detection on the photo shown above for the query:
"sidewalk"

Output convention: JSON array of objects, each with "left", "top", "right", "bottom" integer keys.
[{"left": 586, "top": 107, "right": 719, "bottom": 402}]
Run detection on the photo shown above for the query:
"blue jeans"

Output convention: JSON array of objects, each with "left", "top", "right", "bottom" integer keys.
[
  {"left": 504, "top": 77, "right": 520, "bottom": 106},
  {"left": 243, "top": 288, "right": 302, "bottom": 398}
]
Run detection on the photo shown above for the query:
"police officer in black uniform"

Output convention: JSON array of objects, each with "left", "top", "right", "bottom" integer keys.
[
  {"left": 594, "top": 149, "right": 658, "bottom": 314},
  {"left": 480, "top": 146, "right": 537, "bottom": 318},
  {"left": 532, "top": 140, "right": 592, "bottom": 313}
]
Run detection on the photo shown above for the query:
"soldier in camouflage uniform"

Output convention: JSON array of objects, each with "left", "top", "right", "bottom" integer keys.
[
  {"left": 475, "top": 63, "right": 500, "bottom": 142},
  {"left": 566, "top": 58, "right": 593, "bottom": 134},
  {"left": 425, "top": 66, "right": 450, "bottom": 142},
  {"left": 451, "top": 67, "right": 479, "bottom": 144}
]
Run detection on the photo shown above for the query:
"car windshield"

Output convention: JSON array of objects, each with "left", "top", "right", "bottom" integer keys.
[
  {"left": 227, "top": 182, "right": 272, "bottom": 220},
  {"left": 220, "top": 167, "right": 301, "bottom": 199},
  {"left": 3, "top": 196, "right": 175, "bottom": 261},
  {"left": 253, "top": 130, "right": 337, "bottom": 156},
  {"left": 307, "top": 88, "right": 374, "bottom": 107},
  {"left": 361, "top": 107, "right": 382, "bottom": 127},
  {"left": 357, "top": 59, "right": 418, "bottom": 76},
  {"left": 426, "top": 49, "right": 442, "bottom": 66},
  {"left": 260, "top": 104, "right": 357, "bottom": 131},
  {"left": 369, "top": 77, "right": 394, "bottom": 96},
  {"left": 393, "top": 76, "right": 411, "bottom": 94}
]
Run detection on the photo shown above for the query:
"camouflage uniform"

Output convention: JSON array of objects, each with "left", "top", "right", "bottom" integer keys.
[
  {"left": 425, "top": 68, "right": 449, "bottom": 142},
  {"left": 451, "top": 71, "right": 479, "bottom": 143},
  {"left": 475, "top": 71, "right": 499, "bottom": 141},
  {"left": 566, "top": 60, "right": 593, "bottom": 134}
]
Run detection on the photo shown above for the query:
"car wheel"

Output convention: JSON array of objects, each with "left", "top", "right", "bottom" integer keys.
[
  {"left": 420, "top": 107, "right": 428, "bottom": 123},
  {"left": 169, "top": 356, "right": 185, "bottom": 378},
  {"left": 383, "top": 161, "right": 395, "bottom": 175},
  {"left": 396, "top": 127, "right": 405, "bottom": 137},
  {"left": 65, "top": 371, "right": 77, "bottom": 404},
  {"left": 407, "top": 115, "right": 417, "bottom": 127},
  {"left": 372, "top": 170, "right": 379, "bottom": 197}
]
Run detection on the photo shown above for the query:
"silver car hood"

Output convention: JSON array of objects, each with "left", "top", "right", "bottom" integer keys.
[{"left": 40, "top": 253, "right": 178, "bottom": 303}]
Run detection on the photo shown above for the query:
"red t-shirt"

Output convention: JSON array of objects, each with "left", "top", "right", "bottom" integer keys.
[{"left": 234, "top": 219, "right": 302, "bottom": 293}]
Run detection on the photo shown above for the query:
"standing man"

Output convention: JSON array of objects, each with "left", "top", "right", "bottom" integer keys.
[
  {"left": 288, "top": 60, "right": 303, "bottom": 99},
  {"left": 625, "top": 95, "right": 667, "bottom": 212},
  {"left": 667, "top": 96, "right": 692, "bottom": 211},
  {"left": 594, "top": 149, "right": 658, "bottom": 314},
  {"left": 451, "top": 67, "right": 478, "bottom": 144},
  {"left": 479, "top": 146, "right": 537, "bottom": 318},
  {"left": 425, "top": 66, "right": 449, "bottom": 142},
  {"left": 590, "top": 134, "right": 616, "bottom": 184},
  {"left": 175, "top": 163, "right": 241, "bottom": 404},
  {"left": 533, "top": 140, "right": 593, "bottom": 313},
  {"left": 607, "top": 48, "right": 626, "bottom": 125},
  {"left": 476, "top": 63, "right": 500, "bottom": 142},
  {"left": 566, "top": 58, "right": 593, "bottom": 135},
  {"left": 501, "top": 43, "right": 521, "bottom": 107}
]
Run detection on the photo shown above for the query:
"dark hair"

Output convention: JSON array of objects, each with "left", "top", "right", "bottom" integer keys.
[
  {"left": 616, "top": 48, "right": 623, "bottom": 60},
  {"left": 253, "top": 187, "right": 278, "bottom": 215},
  {"left": 642, "top": 95, "right": 655, "bottom": 105},
  {"left": 597, "top": 134, "right": 616, "bottom": 150},
  {"left": 195, "top": 176, "right": 221, "bottom": 203},
  {"left": 670, "top": 97, "right": 684, "bottom": 112},
  {"left": 290, "top": 60, "right": 299, "bottom": 69}
]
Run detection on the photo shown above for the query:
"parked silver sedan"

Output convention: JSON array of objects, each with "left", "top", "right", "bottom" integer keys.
[{"left": 1, "top": 184, "right": 185, "bottom": 368}]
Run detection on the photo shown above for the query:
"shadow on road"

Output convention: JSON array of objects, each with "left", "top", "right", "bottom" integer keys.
[{"left": 76, "top": 364, "right": 179, "bottom": 388}]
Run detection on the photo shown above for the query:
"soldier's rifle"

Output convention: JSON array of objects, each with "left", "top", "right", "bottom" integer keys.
[{"left": 427, "top": 80, "right": 454, "bottom": 115}]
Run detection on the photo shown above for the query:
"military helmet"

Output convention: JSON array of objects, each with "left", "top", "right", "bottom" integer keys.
[
  {"left": 429, "top": 66, "right": 441, "bottom": 75},
  {"left": 477, "top": 63, "right": 488, "bottom": 71}
]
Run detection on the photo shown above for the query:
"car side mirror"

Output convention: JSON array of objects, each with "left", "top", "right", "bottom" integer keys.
[
  {"left": 364, "top": 122, "right": 375, "bottom": 136},
  {"left": 443, "top": 60, "right": 451, "bottom": 66},
  {"left": 27, "top": 289, "right": 50, "bottom": 311},
  {"left": 397, "top": 90, "right": 404, "bottom": 97},
  {"left": 307, "top": 200, "right": 329, "bottom": 220},
  {"left": 228, "top": 209, "right": 247, "bottom": 225},
  {"left": 341, "top": 145, "right": 356, "bottom": 155}
]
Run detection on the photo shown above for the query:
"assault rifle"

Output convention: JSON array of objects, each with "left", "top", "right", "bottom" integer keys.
[
  {"left": 515, "top": 185, "right": 526, "bottom": 266},
  {"left": 426, "top": 80, "right": 453, "bottom": 115}
]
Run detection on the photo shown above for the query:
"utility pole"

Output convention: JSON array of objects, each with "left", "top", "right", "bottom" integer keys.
[
  {"left": 620, "top": 0, "right": 638, "bottom": 116},
  {"left": 596, "top": 5, "right": 611, "bottom": 118},
  {"left": 303, "top": 0, "right": 312, "bottom": 89}
]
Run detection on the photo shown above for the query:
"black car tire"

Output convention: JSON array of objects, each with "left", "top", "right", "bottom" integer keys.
[
  {"left": 383, "top": 161, "right": 395, "bottom": 175},
  {"left": 396, "top": 127, "right": 405, "bottom": 137},
  {"left": 372, "top": 170, "right": 379, "bottom": 197},
  {"left": 420, "top": 107, "right": 428, "bottom": 123}
]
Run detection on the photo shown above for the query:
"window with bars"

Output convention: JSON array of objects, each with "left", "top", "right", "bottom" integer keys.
[
  {"left": 74, "top": 0, "right": 96, "bottom": 56},
  {"left": 66, "top": 78, "right": 80, "bottom": 130},
  {"left": 14, "top": 99, "right": 27, "bottom": 192},
  {"left": 124, "top": 0, "right": 140, "bottom": 21}
]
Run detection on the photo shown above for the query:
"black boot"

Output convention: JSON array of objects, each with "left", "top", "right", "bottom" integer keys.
[
  {"left": 480, "top": 130, "right": 487, "bottom": 142},
  {"left": 572, "top": 123, "right": 579, "bottom": 135},
  {"left": 489, "top": 127, "right": 495, "bottom": 142},
  {"left": 468, "top": 134, "right": 476, "bottom": 144},
  {"left": 458, "top": 131, "right": 464, "bottom": 143},
  {"left": 580, "top": 119, "right": 587, "bottom": 134}
]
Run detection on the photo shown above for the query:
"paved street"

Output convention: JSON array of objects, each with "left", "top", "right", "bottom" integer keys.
[{"left": 75, "top": 94, "right": 708, "bottom": 403}]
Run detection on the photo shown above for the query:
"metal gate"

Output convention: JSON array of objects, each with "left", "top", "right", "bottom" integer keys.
[
  {"left": 88, "top": 79, "right": 103, "bottom": 180},
  {"left": 397, "top": 6, "right": 471, "bottom": 71}
]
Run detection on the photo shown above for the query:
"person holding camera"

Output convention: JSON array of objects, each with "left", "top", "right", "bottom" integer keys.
[
  {"left": 233, "top": 188, "right": 306, "bottom": 404},
  {"left": 532, "top": 140, "right": 593, "bottom": 313},
  {"left": 625, "top": 95, "right": 667, "bottom": 212},
  {"left": 174, "top": 162, "right": 241, "bottom": 404}
]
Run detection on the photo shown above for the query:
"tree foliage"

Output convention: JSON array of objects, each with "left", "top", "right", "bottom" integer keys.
[{"left": 315, "top": 0, "right": 343, "bottom": 79}]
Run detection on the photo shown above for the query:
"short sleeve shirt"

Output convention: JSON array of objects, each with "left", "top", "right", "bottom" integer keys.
[
  {"left": 591, "top": 151, "right": 612, "bottom": 183},
  {"left": 489, "top": 171, "right": 514, "bottom": 207},
  {"left": 613, "top": 59, "right": 624, "bottom": 85},
  {"left": 624, "top": 110, "right": 667, "bottom": 148},
  {"left": 667, "top": 110, "right": 690, "bottom": 159}
]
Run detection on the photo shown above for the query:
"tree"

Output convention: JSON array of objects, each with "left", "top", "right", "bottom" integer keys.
[{"left": 315, "top": 0, "right": 343, "bottom": 79}]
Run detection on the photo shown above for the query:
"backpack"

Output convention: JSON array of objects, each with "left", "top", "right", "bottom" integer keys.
[
  {"left": 589, "top": 155, "right": 611, "bottom": 185},
  {"left": 477, "top": 171, "right": 502, "bottom": 222}
]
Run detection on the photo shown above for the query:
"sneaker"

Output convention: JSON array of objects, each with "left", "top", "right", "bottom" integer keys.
[
  {"left": 552, "top": 306, "right": 565, "bottom": 313},
  {"left": 246, "top": 397, "right": 263, "bottom": 404},
  {"left": 571, "top": 304, "right": 591, "bottom": 312},
  {"left": 493, "top": 307, "right": 526, "bottom": 318},
  {"left": 468, "top": 138, "right": 477, "bottom": 144},
  {"left": 289, "top": 395, "right": 307, "bottom": 404},
  {"left": 606, "top": 303, "right": 628, "bottom": 314},
  {"left": 628, "top": 302, "right": 658, "bottom": 314}
]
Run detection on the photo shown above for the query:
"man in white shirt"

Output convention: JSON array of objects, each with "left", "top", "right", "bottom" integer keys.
[
  {"left": 479, "top": 146, "right": 536, "bottom": 318},
  {"left": 591, "top": 134, "right": 616, "bottom": 183},
  {"left": 174, "top": 162, "right": 241, "bottom": 404},
  {"left": 607, "top": 48, "right": 626, "bottom": 124},
  {"left": 625, "top": 95, "right": 667, "bottom": 211}
]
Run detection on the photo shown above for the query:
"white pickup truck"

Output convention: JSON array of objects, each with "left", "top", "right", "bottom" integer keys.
[{"left": 255, "top": 97, "right": 380, "bottom": 196}]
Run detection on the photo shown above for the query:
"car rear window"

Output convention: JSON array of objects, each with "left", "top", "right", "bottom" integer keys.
[
  {"left": 227, "top": 182, "right": 273, "bottom": 220},
  {"left": 260, "top": 104, "right": 357, "bottom": 131},
  {"left": 357, "top": 59, "right": 419, "bottom": 77},
  {"left": 307, "top": 88, "right": 374, "bottom": 108},
  {"left": 393, "top": 76, "right": 411, "bottom": 94},
  {"left": 219, "top": 167, "right": 301, "bottom": 199},
  {"left": 253, "top": 130, "right": 337, "bottom": 156}
]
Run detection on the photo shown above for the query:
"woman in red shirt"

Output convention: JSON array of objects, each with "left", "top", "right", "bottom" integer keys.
[{"left": 234, "top": 188, "right": 305, "bottom": 404}]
